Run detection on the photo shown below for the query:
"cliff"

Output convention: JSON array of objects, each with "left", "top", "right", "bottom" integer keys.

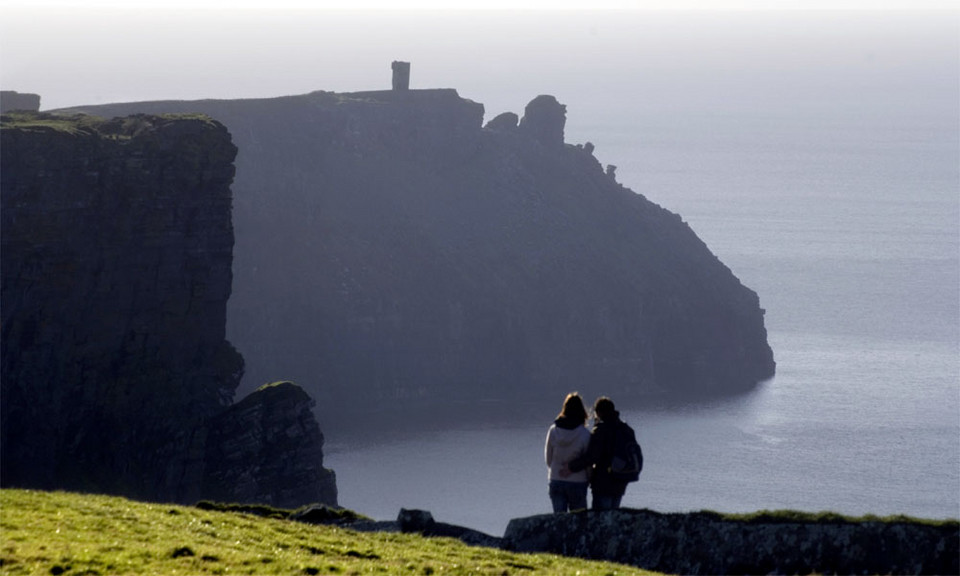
[
  {"left": 502, "top": 509, "right": 960, "bottom": 575},
  {"left": 0, "top": 112, "right": 335, "bottom": 507},
  {"left": 63, "top": 88, "right": 776, "bottom": 421}
]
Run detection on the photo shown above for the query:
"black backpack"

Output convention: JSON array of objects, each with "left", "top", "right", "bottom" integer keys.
[{"left": 608, "top": 421, "right": 643, "bottom": 483}]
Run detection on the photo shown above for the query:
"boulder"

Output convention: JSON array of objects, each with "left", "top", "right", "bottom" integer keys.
[
  {"left": 396, "top": 508, "right": 502, "bottom": 548},
  {"left": 398, "top": 508, "right": 436, "bottom": 533}
]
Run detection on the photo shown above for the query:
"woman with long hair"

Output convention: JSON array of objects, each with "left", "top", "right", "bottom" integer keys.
[{"left": 544, "top": 392, "right": 591, "bottom": 512}]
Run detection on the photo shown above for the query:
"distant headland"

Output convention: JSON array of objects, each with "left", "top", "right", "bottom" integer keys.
[{"left": 40, "top": 61, "right": 774, "bottom": 423}]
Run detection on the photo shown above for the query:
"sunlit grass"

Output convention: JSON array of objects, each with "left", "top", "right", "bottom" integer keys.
[
  {"left": 699, "top": 508, "right": 959, "bottom": 526},
  {"left": 0, "top": 489, "right": 663, "bottom": 575}
]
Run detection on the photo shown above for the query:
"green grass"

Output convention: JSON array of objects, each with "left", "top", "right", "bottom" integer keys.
[
  {"left": 695, "top": 508, "right": 959, "bottom": 527},
  {"left": 0, "top": 112, "right": 106, "bottom": 135},
  {"left": 0, "top": 111, "right": 220, "bottom": 137},
  {"left": 0, "top": 489, "right": 661, "bottom": 575}
]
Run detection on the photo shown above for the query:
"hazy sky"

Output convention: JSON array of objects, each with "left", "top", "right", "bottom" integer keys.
[
  {"left": 3, "top": 0, "right": 958, "bottom": 8},
  {"left": 1, "top": 0, "right": 957, "bottom": 125}
]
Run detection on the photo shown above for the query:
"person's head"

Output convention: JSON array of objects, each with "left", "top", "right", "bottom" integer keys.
[
  {"left": 558, "top": 392, "right": 588, "bottom": 424},
  {"left": 593, "top": 396, "right": 617, "bottom": 423}
]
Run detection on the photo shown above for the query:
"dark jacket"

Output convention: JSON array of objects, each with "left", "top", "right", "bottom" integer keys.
[{"left": 568, "top": 414, "right": 629, "bottom": 497}]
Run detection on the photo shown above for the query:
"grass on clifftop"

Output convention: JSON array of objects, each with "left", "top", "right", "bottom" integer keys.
[
  {"left": 1, "top": 111, "right": 220, "bottom": 137},
  {"left": 699, "top": 508, "right": 959, "bottom": 527},
  {"left": 0, "top": 112, "right": 107, "bottom": 135},
  {"left": 0, "top": 489, "right": 661, "bottom": 576}
]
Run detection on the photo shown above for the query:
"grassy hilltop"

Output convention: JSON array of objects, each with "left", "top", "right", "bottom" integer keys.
[{"left": 0, "top": 490, "right": 661, "bottom": 575}]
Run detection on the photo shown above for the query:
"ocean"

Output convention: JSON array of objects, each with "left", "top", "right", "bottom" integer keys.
[{"left": 324, "top": 34, "right": 960, "bottom": 535}]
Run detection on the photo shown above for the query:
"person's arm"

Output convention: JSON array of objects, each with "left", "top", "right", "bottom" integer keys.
[
  {"left": 568, "top": 430, "right": 600, "bottom": 473},
  {"left": 544, "top": 427, "right": 554, "bottom": 467}
]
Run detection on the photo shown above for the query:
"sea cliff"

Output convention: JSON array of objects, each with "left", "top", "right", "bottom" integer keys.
[
  {"left": 0, "top": 112, "right": 335, "bottom": 506},
  {"left": 64, "top": 88, "right": 776, "bottom": 420}
]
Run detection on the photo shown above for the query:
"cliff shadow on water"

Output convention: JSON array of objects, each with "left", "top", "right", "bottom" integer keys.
[{"left": 60, "top": 85, "right": 775, "bottom": 425}]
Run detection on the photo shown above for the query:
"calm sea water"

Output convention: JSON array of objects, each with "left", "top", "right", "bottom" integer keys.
[{"left": 325, "top": 44, "right": 959, "bottom": 536}]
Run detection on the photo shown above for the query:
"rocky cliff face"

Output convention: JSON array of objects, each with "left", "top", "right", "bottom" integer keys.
[
  {"left": 502, "top": 509, "right": 959, "bottom": 575},
  {"left": 64, "top": 89, "right": 776, "bottom": 423},
  {"left": 1, "top": 112, "right": 335, "bottom": 507},
  {"left": 202, "top": 381, "right": 337, "bottom": 508}
]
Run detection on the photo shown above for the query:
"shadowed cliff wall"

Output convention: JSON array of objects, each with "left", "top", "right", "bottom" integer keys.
[
  {"left": 63, "top": 90, "right": 776, "bottom": 424},
  {"left": 1, "top": 113, "right": 335, "bottom": 507},
  {"left": 1, "top": 113, "right": 242, "bottom": 497}
]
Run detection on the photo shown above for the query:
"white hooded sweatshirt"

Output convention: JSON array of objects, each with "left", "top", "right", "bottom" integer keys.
[{"left": 544, "top": 419, "right": 591, "bottom": 483}]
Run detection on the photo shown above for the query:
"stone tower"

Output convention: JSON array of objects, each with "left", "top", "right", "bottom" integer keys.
[{"left": 392, "top": 61, "right": 410, "bottom": 91}]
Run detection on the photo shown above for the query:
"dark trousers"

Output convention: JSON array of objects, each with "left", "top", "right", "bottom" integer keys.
[{"left": 549, "top": 480, "right": 588, "bottom": 512}]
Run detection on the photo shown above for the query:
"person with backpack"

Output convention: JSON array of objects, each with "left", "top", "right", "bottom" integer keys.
[
  {"left": 544, "top": 392, "right": 592, "bottom": 513},
  {"left": 563, "top": 396, "right": 642, "bottom": 510}
]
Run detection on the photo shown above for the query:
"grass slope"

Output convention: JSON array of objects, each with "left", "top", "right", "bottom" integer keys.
[{"left": 0, "top": 489, "right": 661, "bottom": 576}]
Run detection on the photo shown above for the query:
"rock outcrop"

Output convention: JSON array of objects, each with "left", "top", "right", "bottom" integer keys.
[
  {"left": 518, "top": 94, "right": 566, "bottom": 147},
  {"left": 484, "top": 111, "right": 519, "bottom": 132},
  {"left": 202, "top": 381, "right": 337, "bottom": 508},
  {"left": 502, "top": 509, "right": 959, "bottom": 575},
  {"left": 1, "top": 112, "right": 335, "bottom": 507},
  {"left": 61, "top": 89, "right": 776, "bottom": 424},
  {"left": 339, "top": 508, "right": 502, "bottom": 548}
]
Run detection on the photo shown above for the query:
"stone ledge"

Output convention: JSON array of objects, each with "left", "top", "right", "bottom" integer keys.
[{"left": 502, "top": 508, "right": 959, "bottom": 575}]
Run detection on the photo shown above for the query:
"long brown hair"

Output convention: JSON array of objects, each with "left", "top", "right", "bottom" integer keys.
[{"left": 557, "top": 392, "right": 588, "bottom": 425}]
